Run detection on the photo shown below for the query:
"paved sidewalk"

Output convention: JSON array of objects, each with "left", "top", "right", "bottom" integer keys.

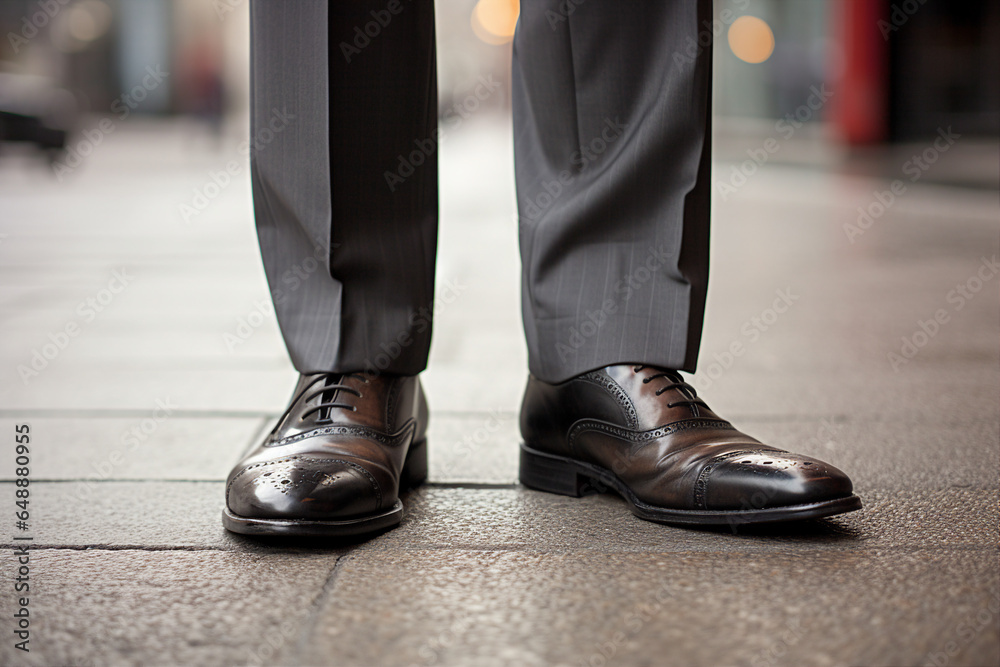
[{"left": 0, "top": 115, "right": 997, "bottom": 667}]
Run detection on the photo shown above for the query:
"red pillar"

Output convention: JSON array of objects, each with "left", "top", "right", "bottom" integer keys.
[{"left": 832, "top": 0, "right": 890, "bottom": 145}]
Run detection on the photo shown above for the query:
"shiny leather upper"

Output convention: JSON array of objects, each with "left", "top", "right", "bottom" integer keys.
[
  {"left": 226, "top": 372, "right": 427, "bottom": 520},
  {"left": 520, "top": 365, "right": 853, "bottom": 511}
]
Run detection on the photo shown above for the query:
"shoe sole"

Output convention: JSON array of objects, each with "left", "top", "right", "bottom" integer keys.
[
  {"left": 222, "top": 501, "right": 404, "bottom": 537},
  {"left": 519, "top": 442, "right": 862, "bottom": 526},
  {"left": 222, "top": 439, "right": 427, "bottom": 538}
]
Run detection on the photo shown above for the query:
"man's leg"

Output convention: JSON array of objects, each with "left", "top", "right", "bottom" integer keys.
[
  {"left": 224, "top": 1, "right": 436, "bottom": 538},
  {"left": 250, "top": 0, "right": 438, "bottom": 376},
  {"left": 513, "top": 0, "right": 712, "bottom": 383},
  {"left": 514, "top": 1, "right": 861, "bottom": 526}
]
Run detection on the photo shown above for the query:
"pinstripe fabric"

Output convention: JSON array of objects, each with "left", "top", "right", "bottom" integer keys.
[
  {"left": 250, "top": 1, "right": 340, "bottom": 372},
  {"left": 251, "top": 0, "right": 710, "bottom": 384},
  {"left": 514, "top": 0, "right": 713, "bottom": 382},
  {"left": 250, "top": 0, "right": 437, "bottom": 376}
]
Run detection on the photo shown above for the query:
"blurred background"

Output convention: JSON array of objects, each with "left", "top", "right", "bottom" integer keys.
[
  {"left": 1, "top": 4, "right": 998, "bottom": 665},
  {"left": 0, "top": 0, "right": 997, "bottom": 409},
  {"left": 0, "top": 0, "right": 998, "bottom": 415},
  {"left": 2, "top": 0, "right": 998, "bottom": 171}
]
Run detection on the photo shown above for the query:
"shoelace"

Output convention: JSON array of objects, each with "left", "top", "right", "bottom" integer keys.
[
  {"left": 632, "top": 364, "right": 708, "bottom": 411},
  {"left": 298, "top": 372, "right": 369, "bottom": 423}
]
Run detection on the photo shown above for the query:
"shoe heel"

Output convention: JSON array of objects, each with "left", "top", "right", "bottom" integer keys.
[
  {"left": 401, "top": 438, "right": 428, "bottom": 490},
  {"left": 519, "top": 443, "right": 589, "bottom": 497}
]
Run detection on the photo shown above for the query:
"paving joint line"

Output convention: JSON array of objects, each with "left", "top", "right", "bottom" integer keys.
[{"left": 290, "top": 552, "right": 353, "bottom": 661}]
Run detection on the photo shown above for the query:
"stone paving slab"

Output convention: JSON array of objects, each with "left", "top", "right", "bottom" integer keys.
[
  {"left": 737, "top": 418, "right": 999, "bottom": 491},
  {"left": 0, "top": 368, "right": 298, "bottom": 413},
  {"left": 6, "top": 483, "right": 993, "bottom": 555},
  {"left": 425, "top": 371, "right": 1000, "bottom": 423},
  {"left": 425, "top": 411, "right": 997, "bottom": 489},
  {"left": 427, "top": 412, "right": 520, "bottom": 484},
  {"left": 3, "top": 407, "right": 924, "bottom": 491},
  {"left": 1, "top": 116, "right": 997, "bottom": 667},
  {"left": 682, "top": 368, "right": 999, "bottom": 427},
  {"left": 0, "top": 417, "right": 266, "bottom": 481},
  {"left": 300, "top": 548, "right": 1000, "bottom": 667},
  {"left": 0, "top": 549, "right": 337, "bottom": 667},
  {"left": 3, "top": 546, "right": 995, "bottom": 667},
  {"left": 6, "top": 359, "right": 993, "bottom": 419},
  {"left": 3, "top": 482, "right": 232, "bottom": 549},
  {"left": 368, "top": 487, "right": 997, "bottom": 553}
]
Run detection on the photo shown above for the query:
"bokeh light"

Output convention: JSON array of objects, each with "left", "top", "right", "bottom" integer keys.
[
  {"left": 727, "top": 15, "right": 775, "bottom": 64},
  {"left": 471, "top": 0, "right": 519, "bottom": 45},
  {"left": 52, "top": 0, "right": 113, "bottom": 53}
]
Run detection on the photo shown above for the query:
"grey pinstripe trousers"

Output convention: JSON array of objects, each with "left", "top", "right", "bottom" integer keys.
[{"left": 250, "top": 0, "right": 712, "bottom": 384}]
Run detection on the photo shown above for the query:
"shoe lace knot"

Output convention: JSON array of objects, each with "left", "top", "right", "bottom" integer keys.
[
  {"left": 298, "top": 372, "right": 369, "bottom": 423},
  {"left": 632, "top": 365, "right": 708, "bottom": 413}
]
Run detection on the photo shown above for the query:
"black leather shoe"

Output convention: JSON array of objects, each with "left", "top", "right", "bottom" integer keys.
[
  {"left": 519, "top": 365, "right": 861, "bottom": 526},
  {"left": 223, "top": 372, "right": 428, "bottom": 537}
]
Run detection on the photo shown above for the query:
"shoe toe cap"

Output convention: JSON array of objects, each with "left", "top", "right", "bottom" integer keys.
[
  {"left": 226, "top": 456, "right": 382, "bottom": 520},
  {"left": 699, "top": 451, "right": 854, "bottom": 512}
]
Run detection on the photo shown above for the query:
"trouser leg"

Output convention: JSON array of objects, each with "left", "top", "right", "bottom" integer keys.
[
  {"left": 250, "top": 0, "right": 438, "bottom": 375},
  {"left": 513, "top": 0, "right": 713, "bottom": 383}
]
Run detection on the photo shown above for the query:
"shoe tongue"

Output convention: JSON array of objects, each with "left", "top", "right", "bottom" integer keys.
[
  {"left": 320, "top": 372, "right": 343, "bottom": 391},
  {"left": 318, "top": 373, "right": 347, "bottom": 420}
]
